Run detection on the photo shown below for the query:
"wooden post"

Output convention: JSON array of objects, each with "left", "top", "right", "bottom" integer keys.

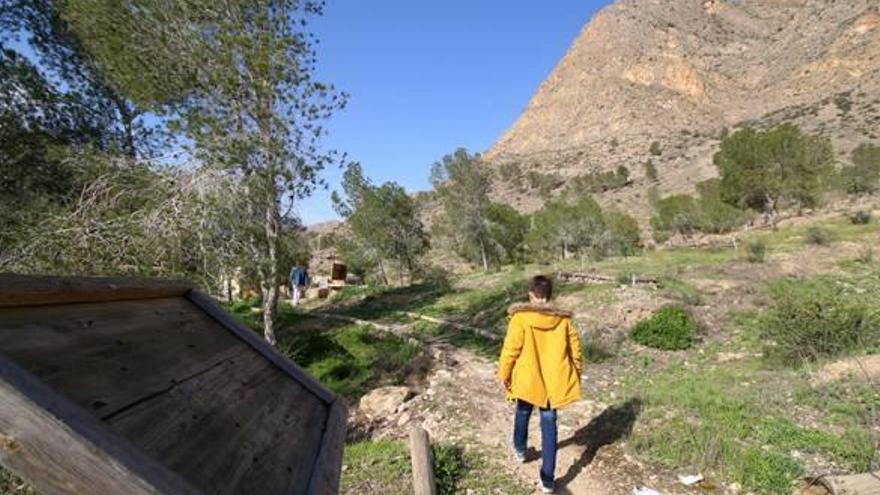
[{"left": 409, "top": 425, "right": 436, "bottom": 495}]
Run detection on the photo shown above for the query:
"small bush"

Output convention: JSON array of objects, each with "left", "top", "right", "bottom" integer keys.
[
  {"left": 849, "top": 210, "right": 872, "bottom": 225},
  {"left": 630, "top": 306, "right": 699, "bottom": 350},
  {"left": 418, "top": 264, "right": 453, "bottom": 292},
  {"left": 760, "top": 277, "right": 880, "bottom": 365},
  {"left": 856, "top": 245, "right": 874, "bottom": 264},
  {"left": 660, "top": 278, "right": 704, "bottom": 306},
  {"left": 650, "top": 141, "right": 663, "bottom": 156},
  {"left": 804, "top": 226, "right": 833, "bottom": 245},
  {"left": 433, "top": 444, "right": 468, "bottom": 495},
  {"left": 583, "top": 338, "right": 617, "bottom": 363},
  {"left": 643, "top": 160, "right": 659, "bottom": 182},
  {"left": 746, "top": 240, "right": 766, "bottom": 263}
]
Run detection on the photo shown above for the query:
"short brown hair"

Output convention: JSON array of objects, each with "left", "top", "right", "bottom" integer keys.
[{"left": 528, "top": 275, "right": 553, "bottom": 300}]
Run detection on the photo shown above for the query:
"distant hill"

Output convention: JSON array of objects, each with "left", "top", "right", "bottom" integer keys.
[{"left": 486, "top": 0, "right": 880, "bottom": 218}]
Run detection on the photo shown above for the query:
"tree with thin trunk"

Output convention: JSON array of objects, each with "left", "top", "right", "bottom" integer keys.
[
  {"left": 430, "top": 149, "right": 497, "bottom": 271},
  {"left": 74, "top": 0, "right": 347, "bottom": 344}
]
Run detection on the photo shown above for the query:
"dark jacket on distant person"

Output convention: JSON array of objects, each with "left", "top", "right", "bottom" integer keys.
[{"left": 289, "top": 266, "right": 310, "bottom": 287}]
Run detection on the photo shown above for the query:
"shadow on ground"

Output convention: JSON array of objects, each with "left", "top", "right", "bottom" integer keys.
[{"left": 554, "top": 398, "right": 643, "bottom": 491}]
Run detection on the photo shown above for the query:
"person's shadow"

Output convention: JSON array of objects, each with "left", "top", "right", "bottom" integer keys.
[{"left": 551, "top": 398, "right": 643, "bottom": 491}]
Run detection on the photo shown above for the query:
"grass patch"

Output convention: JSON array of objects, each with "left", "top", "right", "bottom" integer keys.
[
  {"left": 413, "top": 321, "right": 501, "bottom": 357},
  {"left": 750, "top": 216, "right": 879, "bottom": 251},
  {"left": 582, "top": 337, "right": 617, "bottom": 363},
  {"left": 753, "top": 276, "right": 880, "bottom": 365},
  {"left": 630, "top": 306, "right": 699, "bottom": 350},
  {"left": 276, "top": 317, "right": 423, "bottom": 400},
  {"left": 628, "top": 363, "right": 877, "bottom": 494},
  {"left": 341, "top": 440, "right": 410, "bottom": 494},
  {"left": 805, "top": 226, "right": 835, "bottom": 245},
  {"left": 591, "top": 246, "right": 737, "bottom": 279},
  {"left": 341, "top": 440, "right": 529, "bottom": 495},
  {"left": 746, "top": 239, "right": 767, "bottom": 263},
  {"left": 658, "top": 277, "right": 704, "bottom": 306}
]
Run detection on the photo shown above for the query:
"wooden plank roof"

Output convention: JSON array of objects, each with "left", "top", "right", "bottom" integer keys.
[{"left": 0, "top": 274, "right": 345, "bottom": 495}]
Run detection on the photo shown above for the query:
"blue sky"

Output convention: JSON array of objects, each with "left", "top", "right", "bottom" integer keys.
[{"left": 301, "top": 1, "right": 610, "bottom": 224}]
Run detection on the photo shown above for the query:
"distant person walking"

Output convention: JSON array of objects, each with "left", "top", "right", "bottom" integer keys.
[
  {"left": 497, "top": 275, "right": 582, "bottom": 494},
  {"left": 289, "top": 264, "right": 310, "bottom": 306}
]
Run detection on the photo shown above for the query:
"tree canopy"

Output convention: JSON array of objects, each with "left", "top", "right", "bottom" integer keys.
[
  {"left": 714, "top": 124, "right": 834, "bottom": 213},
  {"left": 333, "top": 163, "right": 428, "bottom": 284}
]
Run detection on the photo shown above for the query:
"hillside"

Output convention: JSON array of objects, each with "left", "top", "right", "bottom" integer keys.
[{"left": 486, "top": 0, "right": 880, "bottom": 217}]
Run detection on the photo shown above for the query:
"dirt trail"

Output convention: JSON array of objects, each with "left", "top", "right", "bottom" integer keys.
[{"left": 362, "top": 341, "right": 716, "bottom": 495}]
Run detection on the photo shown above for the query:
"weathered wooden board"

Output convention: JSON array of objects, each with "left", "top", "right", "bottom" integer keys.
[
  {"left": 0, "top": 275, "right": 346, "bottom": 495},
  {"left": 0, "top": 355, "right": 201, "bottom": 495},
  {"left": 105, "top": 348, "right": 326, "bottom": 495},
  {"left": 0, "top": 274, "right": 191, "bottom": 308},
  {"left": 0, "top": 298, "right": 243, "bottom": 417}
]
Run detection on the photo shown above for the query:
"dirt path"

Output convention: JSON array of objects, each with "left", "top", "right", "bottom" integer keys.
[{"left": 359, "top": 340, "right": 718, "bottom": 495}]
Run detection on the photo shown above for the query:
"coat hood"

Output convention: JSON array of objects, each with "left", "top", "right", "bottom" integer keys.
[{"left": 507, "top": 302, "right": 573, "bottom": 330}]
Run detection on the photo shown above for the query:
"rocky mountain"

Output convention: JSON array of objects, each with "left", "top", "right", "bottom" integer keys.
[{"left": 486, "top": 0, "right": 880, "bottom": 217}]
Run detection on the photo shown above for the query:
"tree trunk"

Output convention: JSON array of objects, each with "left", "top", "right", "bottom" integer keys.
[
  {"left": 479, "top": 239, "right": 489, "bottom": 271},
  {"left": 377, "top": 259, "right": 390, "bottom": 286},
  {"left": 114, "top": 97, "right": 137, "bottom": 159},
  {"left": 261, "top": 195, "right": 281, "bottom": 345}
]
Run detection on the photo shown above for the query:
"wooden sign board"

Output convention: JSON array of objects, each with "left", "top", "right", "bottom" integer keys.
[{"left": 0, "top": 274, "right": 345, "bottom": 495}]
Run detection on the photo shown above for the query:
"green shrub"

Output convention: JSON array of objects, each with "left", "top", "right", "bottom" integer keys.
[
  {"left": 650, "top": 141, "right": 663, "bottom": 156},
  {"left": 583, "top": 338, "right": 617, "bottom": 363},
  {"left": 433, "top": 444, "right": 468, "bottom": 495},
  {"left": 856, "top": 245, "right": 874, "bottom": 264},
  {"left": 643, "top": 159, "right": 658, "bottom": 182},
  {"left": 849, "top": 210, "right": 872, "bottom": 225},
  {"left": 417, "top": 264, "right": 453, "bottom": 292},
  {"left": 630, "top": 305, "right": 699, "bottom": 350},
  {"left": 746, "top": 240, "right": 766, "bottom": 263},
  {"left": 760, "top": 277, "right": 880, "bottom": 364},
  {"left": 650, "top": 194, "right": 700, "bottom": 240},
  {"left": 804, "top": 226, "right": 834, "bottom": 245}
]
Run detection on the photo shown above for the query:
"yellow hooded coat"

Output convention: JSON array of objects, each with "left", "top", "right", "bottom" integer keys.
[{"left": 497, "top": 303, "right": 582, "bottom": 409}]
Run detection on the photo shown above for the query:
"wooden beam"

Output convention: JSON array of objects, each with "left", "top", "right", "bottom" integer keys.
[
  {"left": 0, "top": 274, "right": 191, "bottom": 308},
  {"left": 186, "top": 290, "right": 336, "bottom": 404},
  {"left": 0, "top": 355, "right": 201, "bottom": 495},
  {"left": 409, "top": 425, "right": 437, "bottom": 495},
  {"left": 306, "top": 399, "right": 347, "bottom": 495}
]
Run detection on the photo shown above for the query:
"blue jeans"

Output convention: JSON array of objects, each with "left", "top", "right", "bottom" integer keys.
[{"left": 513, "top": 399, "right": 557, "bottom": 487}]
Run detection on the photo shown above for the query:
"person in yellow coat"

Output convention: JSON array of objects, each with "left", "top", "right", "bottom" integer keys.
[{"left": 497, "top": 275, "right": 582, "bottom": 494}]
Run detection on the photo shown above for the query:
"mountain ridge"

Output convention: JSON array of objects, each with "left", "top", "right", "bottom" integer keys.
[{"left": 485, "top": 0, "right": 880, "bottom": 217}]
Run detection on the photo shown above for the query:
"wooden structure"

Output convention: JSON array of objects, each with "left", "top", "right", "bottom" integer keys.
[
  {"left": 0, "top": 274, "right": 346, "bottom": 495},
  {"left": 409, "top": 425, "right": 436, "bottom": 495},
  {"left": 329, "top": 263, "right": 346, "bottom": 287},
  {"left": 556, "top": 271, "right": 658, "bottom": 286}
]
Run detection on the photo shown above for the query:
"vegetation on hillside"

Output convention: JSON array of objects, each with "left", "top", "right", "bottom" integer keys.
[{"left": 714, "top": 124, "right": 834, "bottom": 216}]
